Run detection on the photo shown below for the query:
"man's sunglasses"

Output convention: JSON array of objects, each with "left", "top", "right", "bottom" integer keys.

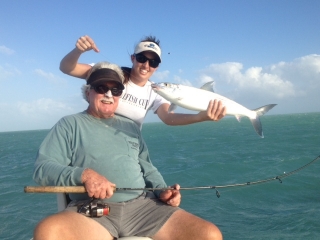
[
  {"left": 91, "top": 85, "right": 123, "bottom": 97},
  {"left": 134, "top": 54, "right": 160, "bottom": 68}
]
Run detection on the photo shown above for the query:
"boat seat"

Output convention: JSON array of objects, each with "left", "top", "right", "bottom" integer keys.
[{"left": 57, "top": 193, "right": 152, "bottom": 240}]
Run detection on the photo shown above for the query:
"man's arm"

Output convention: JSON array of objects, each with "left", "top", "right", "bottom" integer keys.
[
  {"left": 136, "top": 135, "right": 180, "bottom": 206},
  {"left": 33, "top": 119, "right": 85, "bottom": 186},
  {"left": 157, "top": 99, "right": 226, "bottom": 126},
  {"left": 137, "top": 136, "right": 167, "bottom": 189}
]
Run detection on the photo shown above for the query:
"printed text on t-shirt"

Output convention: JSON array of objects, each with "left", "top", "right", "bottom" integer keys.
[{"left": 122, "top": 93, "right": 149, "bottom": 110}]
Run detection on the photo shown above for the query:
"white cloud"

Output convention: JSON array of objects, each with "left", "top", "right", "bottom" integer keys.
[
  {"left": 0, "top": 98, "right": 83, "bottom": 132},
  {"left": 173, "top": 75, "right": 192, "bottom": 86},
  {"left": 268, "top": 54, "right": 320, "bottom": 91},
  {"left": 0, "top": 45, "right": 15, "bottom": 55},
  {"left": 197, "top": 74, "right": 215, "bottom": 87},
  {"left": 198, "top": 54, "right": 320, "bottom": 100},
  {"left": 0, "top": 64, "right": 21, "bottom": 80},
  {"left": 154, "top": 70, "right": 170, "bottom": 80},
  {"left": 17, "top": 98, "right": 73, "bottom": 116},
  {"left": 34, "top": 69, "right": 67, "bottom": 85},
  {"left": 211, "top": 62, "right": 295, "bottom": 98}
]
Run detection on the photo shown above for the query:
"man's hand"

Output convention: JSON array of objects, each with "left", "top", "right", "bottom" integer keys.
[
  {"left": 198, "top": 99, "right": 226, "bottom": 121},
  {"left": 81, "top": 168, "right": 115, "bottom": 199},
  {"left": 76, "top": 35, "right": 100, "bottom": 53},
  {"left": 159, "top": 184, "right": 181, "bottom": 207}
]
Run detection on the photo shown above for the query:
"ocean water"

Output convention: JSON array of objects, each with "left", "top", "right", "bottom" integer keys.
[{"left": 0, "top": 112, "right": 319, "bottom": 240}]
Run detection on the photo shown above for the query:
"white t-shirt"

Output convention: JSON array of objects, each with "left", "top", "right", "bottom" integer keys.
[{"left": 115, "top": 80, "right": 170, "bottom": 128}]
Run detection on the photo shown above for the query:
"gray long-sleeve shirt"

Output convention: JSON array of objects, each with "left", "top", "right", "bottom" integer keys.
[{"left": 33, "top": 111, "right": 166, "bottom": 202}]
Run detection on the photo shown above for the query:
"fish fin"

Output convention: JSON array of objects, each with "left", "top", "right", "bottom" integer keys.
[
  {"left": 200, "top": 81, "right": 215, "bottom": 92},
  {"left": 235, "top": 115, "right": 242, "bottom": 122},
  {"left": 249, "top": 118, "right": 264, "bottom": 138},
  {"left": 253, "top": 104, "right": 277, "bottom": 117},
  {"left": 168, "top": 103, "right": 177, "bottom": 112},
  {"left": 250, "top": 104, "right": 277, "bottom": 138}
]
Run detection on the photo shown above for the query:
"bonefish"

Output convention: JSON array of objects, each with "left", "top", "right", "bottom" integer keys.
[{"left": 151, "top": 81, "right": 276, "bottom": 138}]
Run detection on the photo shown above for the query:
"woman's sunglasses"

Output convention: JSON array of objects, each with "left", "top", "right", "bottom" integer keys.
[
  {"left": 91, "top": 85, "right": 123, "bottom": 97},
  {"left": 134, "top": 54, "right": 160, "bottom": 68}
]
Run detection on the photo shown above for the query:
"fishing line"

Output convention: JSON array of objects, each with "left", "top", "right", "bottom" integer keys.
[
  {"left": 115, "top": 154, "right": 320, "bottom": 198},
  {"left": 96, "top": 50, "right": 134, "bottom": 73},
  {"left": 96, "top": 51, "right": 109, "bottom": 62}
]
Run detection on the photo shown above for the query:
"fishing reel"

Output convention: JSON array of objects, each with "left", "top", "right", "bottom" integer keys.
[{"left": 77, "top": 199, "right": 110, "bottom": 217}]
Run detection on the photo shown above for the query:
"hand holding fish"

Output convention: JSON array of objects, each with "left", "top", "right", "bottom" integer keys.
[
  {"left": 159, "top": 184, "right": 181, "bottom": 207},
  {"left": 152, "top": 82, "right": 277, "bottom": 137},
  {"left": 198, "top": 100, "right": 226, "bottom": 122},
  {"left": 76, "top": 35, "right": 100, "bottom": 53}
]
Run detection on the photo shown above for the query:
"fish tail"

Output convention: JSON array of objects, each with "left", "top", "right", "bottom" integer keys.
[{"left": 250, "top": 104, "right": 277, "bottom": 138}]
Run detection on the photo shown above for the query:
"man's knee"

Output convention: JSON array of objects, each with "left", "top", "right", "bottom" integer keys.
[
  {"left": 34, "top": 211, "right": 114, "bottom": 240},
  {"left": 207, "top": 224, "right": 223, "bottom": 240},
  {"left": 33, "top": 211, "right": 78, "bottom": 239},
  {"left": 34, "top": 215, "right": 62, "bottom": 239}
]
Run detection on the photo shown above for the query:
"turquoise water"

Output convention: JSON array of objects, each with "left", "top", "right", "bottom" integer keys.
[{"left": 0, "top": 112, "right": 319, "bottom": 239}]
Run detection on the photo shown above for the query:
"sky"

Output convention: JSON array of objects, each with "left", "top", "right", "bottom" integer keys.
[{"left": 1, "top": 0, "right": 319, "bottom": 132}]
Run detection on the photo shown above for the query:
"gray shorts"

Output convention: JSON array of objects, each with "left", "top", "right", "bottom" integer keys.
[{"left": 65, "top": 191, "right": 179, "bottom": 238}]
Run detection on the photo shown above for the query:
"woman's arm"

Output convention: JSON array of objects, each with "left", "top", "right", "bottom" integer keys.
[
  {"left": 156, "top": 99, "right": 226, "bottom": 126},
  {"left": 59, "top": 35, "right": 98, "bottom": 79}
]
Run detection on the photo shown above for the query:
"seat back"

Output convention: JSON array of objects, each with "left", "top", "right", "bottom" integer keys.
[{"left": 57, "top": 193, "right": 68, "bottom": 212}]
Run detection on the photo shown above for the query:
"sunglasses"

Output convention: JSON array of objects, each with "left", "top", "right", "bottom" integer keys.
[
  {"left": 91, "top": 85, "right": 123, "bottom": 97},
  {"left": 134, "top": 54, "right": 160, "bottom": 68}
]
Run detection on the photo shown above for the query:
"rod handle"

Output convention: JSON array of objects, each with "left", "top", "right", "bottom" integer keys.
[{"left": 24, "top": 186, "right": 87, "bottom": 193}]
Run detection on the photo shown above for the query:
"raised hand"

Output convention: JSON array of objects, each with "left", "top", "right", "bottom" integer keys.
[{"left": 76, "top": 35, "right": 100, "bottom": 53}]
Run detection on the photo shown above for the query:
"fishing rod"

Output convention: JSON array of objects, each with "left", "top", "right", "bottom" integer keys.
[{"left": 24, "top": 155, "right": 320, "bottom": 198}]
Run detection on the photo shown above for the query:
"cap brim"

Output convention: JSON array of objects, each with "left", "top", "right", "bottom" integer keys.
[{"left": 91, "top": 79, "right": 124, "bottom": 90}]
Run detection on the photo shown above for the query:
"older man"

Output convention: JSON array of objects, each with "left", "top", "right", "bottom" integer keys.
[{"left": 33, "top": 62, "right": 222, "bottom": 240}]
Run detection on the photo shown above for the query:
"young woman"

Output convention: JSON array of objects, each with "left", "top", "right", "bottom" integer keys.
[{"left": 60, "top": 35, "right": 226, "bottom": 128}]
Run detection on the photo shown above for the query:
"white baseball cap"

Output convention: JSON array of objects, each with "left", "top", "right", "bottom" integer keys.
[{"left": 134, "top": 41, "right": 162, "bottom": 62}]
